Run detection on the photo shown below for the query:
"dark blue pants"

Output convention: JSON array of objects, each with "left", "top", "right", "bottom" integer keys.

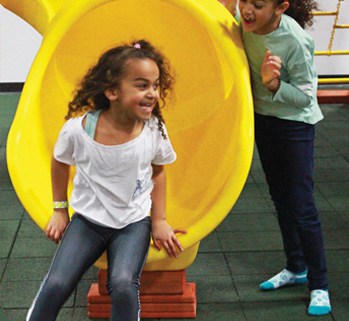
[
  {"left": 26, "top": 214, "right": 151, "bottom": 321},
  {"left": 255, "top": 113, "right": 328, "bottom": 291}
]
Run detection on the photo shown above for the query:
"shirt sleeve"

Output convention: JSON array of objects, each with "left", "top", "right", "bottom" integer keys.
[
  {"left": 152, "top": 124, "right": 177, "bottom": 165},
  {"left": 53, "top": 120, "right": 75, "bottom": 165},
  {"left": 272, "top": 42, "right": 315, "bottom": 108}
]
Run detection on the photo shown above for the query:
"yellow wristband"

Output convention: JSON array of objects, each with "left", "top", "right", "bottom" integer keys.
[{"left": 53, "top": 201, "right": 69, "bottom": 209}]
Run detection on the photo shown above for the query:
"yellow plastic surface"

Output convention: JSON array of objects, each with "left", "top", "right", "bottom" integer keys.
[{"left": 4, "top": 0, "right": 254, "bottom": 271}]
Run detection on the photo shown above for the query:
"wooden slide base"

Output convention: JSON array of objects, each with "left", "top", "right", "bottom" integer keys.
[{"left": 87, "top": 270, "right": 197, "bottom": 319}]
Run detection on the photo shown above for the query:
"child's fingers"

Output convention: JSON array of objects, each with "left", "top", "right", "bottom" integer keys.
[
  {"left": 173, "top": 229, "right": 187, "bottom": 235},
  {"left": 171, "top": 240, "right": 181, "bottom": 258},
  {"left": 268, "top": 60, "right": 282, "bottom": 70},
  {"left": 264, "top": 50, "right": 282, "bottom": 64},
  {"left": 261, "top": 57, "right": 281, "bottom": 85},
  {"left": 267, "top": 69, "right": 281, "bottom": 79},
  {"left": 158, "top": 239, "right": 171, "bottom": 257},
  {"left": 171, "top": 230, "right": 186, "bottom": 255},
  {"left": 46, "top": 225, "right": 62, "bottom": 243},
  {"left": 50, "top": 228, "right": 58, "bottom": 243},
  {"left": 263, "top": 50, "right": 272, "bottom": 65},
  {"left": 273, "top": 70, "right": 281, "bottom": 77},
  {"left": 152, "top": 229, "right": 187, "bottom": 257},
  {"left": 54, "top": 230, "right": 61, "bottom": 244},
  {"left": 166, "top": 230, "right": 186, "bottom": 256},
  {"left": 169, "top": 234, "right": 186, "bottom": 257},
  {"left": 266, "top": 55, "right": 282, "bottom": 69},
  {"left": 45, "top": 225, "right": 52, "bottom": 238},
  {"left": 173, "top": 237, "right": 184, "bottom": 253},
  {"left": 263, "top": 51, "right": 282, "bottom": 70},
  {"left": 164, "top": 241, "right": 176, "bottom": 258},
  {"left": 46, "top": 226, "right": 56, "bottom": 241},
  {"left": 162, "top": 237, "right": 180, "bottom": 258},
  {"left": 153, "top": 238, "right": 162, "bottom": 251}
]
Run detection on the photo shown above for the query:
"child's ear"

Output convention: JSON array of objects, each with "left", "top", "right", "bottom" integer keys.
[
  {"left": 104, "top": 88, "right": 118, "bottom": 101},
  {"left": 276, "top": 1, "right": 289, "bottom": 15}
]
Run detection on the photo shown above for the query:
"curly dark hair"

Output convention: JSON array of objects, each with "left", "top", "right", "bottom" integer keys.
[
  {"left": 66, "top": 39, "right": 174, "bottom": 139},
  {"left": 278, "top": 0, "right": 319, "bottom": 28}
]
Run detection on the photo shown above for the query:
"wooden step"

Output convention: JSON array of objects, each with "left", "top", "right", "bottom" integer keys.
[
  {"left": 98, "top": 269, "right": 186, "bottom": 295},
  {"left": 87, "top": 282, "right": 197, "bottom": 318}
]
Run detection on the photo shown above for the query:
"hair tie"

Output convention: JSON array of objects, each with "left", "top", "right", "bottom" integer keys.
[{"left": 133, "top": 43, "right": 141, "bottom": 49}]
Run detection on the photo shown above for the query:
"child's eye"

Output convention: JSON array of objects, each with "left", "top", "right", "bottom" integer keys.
[
  {"left": 137, "top": 83, "right": 147, "bottom": 89},
  {"left": 254, "top": 1, "right": 265, "bottom": 9}
]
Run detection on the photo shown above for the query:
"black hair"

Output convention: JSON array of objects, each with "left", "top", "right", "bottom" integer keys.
[
  {"left": 66, "top": 40, "right": 174, "bottom": 139},
  {"left": 278, "top": 0, "right": 318, "bottom": 28}
]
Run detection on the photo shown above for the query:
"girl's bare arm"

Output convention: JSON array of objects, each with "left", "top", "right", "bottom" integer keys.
[
  {"left": 150, "top": 164, "right": 186, "bottom": 258},
  {"left": 46, "top": 158, "right": 70, "bottom": 243}
]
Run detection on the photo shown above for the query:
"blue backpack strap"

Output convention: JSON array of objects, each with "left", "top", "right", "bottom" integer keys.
[{"left": 84, "top": 110, "right": 102, "bottom": 139}]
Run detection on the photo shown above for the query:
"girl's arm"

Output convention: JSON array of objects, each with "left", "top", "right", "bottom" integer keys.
[
  {"left": 261, "top": 50, "right": 314, "bottom": 108},
  {"left": 46, "top": 158, "right": 70, "bottom": 243},
  {"left": 151, "top": 164, "right": 186, "bottom": 258},
  {"left": 261, "top": 50, "right": 282, "bottom": 93}
]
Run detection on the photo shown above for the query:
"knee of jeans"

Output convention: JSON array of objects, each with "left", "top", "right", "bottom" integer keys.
[
  {"left": 295, "top": 209, "right": 321, "bottom": 228},
  {"left": 107, "top": 273, "right": 139, "bottom": 297},
  {"left": 41, "top": 273, "right": 73, "bottom": 299}
]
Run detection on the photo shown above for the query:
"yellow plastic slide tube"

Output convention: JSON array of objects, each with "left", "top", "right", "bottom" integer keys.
[{"left": 3, "top": 0, "right": 254, "bottom": 270}]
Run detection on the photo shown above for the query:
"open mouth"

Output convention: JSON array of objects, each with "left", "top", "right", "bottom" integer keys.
[
  {"left": 243, "top": 16, "right": 255, "bottom": 25},
  {"left": 140, "top": 102, "right": 154, "bottom": 113}
]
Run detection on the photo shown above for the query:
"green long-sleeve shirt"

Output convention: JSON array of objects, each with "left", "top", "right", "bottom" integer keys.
[{"left": 242, "top": 14, "right": 323, "bottom": 125}]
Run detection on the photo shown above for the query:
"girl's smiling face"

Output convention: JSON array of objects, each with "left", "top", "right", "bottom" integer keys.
[
  {"left": 109, "top": 58, "right": 160, "bottom": 122},
  {"left": 239, "top": 0, "right": 289, "bottom": 35}
]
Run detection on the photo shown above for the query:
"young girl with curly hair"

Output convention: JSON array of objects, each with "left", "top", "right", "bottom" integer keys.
[
  {"left": 219, "top": 0, "right": 331, "bottom": 315},
  {"left": 26, "top": 39, "right": 186, "bottom": 321}
]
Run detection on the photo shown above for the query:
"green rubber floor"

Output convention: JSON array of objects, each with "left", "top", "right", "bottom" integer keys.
[{"left": 1, "top": 92, "right": 348, "bottom": 321}]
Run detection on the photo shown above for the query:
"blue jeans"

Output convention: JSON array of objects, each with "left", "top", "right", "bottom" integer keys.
[
  {"left": 255, "top": 113, "right": 328, "bottom": 291},
  {"left": 26, "top": 214, "right": 151, "bottom": 321}
]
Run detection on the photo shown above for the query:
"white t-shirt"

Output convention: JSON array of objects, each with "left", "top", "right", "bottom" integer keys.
[{"left": 54, "top": 115, "right": 177, "bottom": 229}]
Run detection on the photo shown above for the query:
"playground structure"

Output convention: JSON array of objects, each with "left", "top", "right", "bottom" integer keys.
[
  {"left": 2, "top": 0, "right": 253, "bottom": 318},
  {"left": 312, "top": 0, "right": 349, "bottom": 103},
  {"left": 314, "top": 0, "right": 349, "bottom": 64},
  {"left": 1, "top": 0, "right": 347, "bottom": 318}
]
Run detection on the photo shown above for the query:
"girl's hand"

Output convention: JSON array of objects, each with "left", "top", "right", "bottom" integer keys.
[
  {"left": 46, "top": 209, "right": 70, "bottom": 243},
  {"left": 261, "top": 50, "right": 282, "bottom": 92},
  {"left": 152, "top": 219, "right": 186, "bottom": 258}
]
